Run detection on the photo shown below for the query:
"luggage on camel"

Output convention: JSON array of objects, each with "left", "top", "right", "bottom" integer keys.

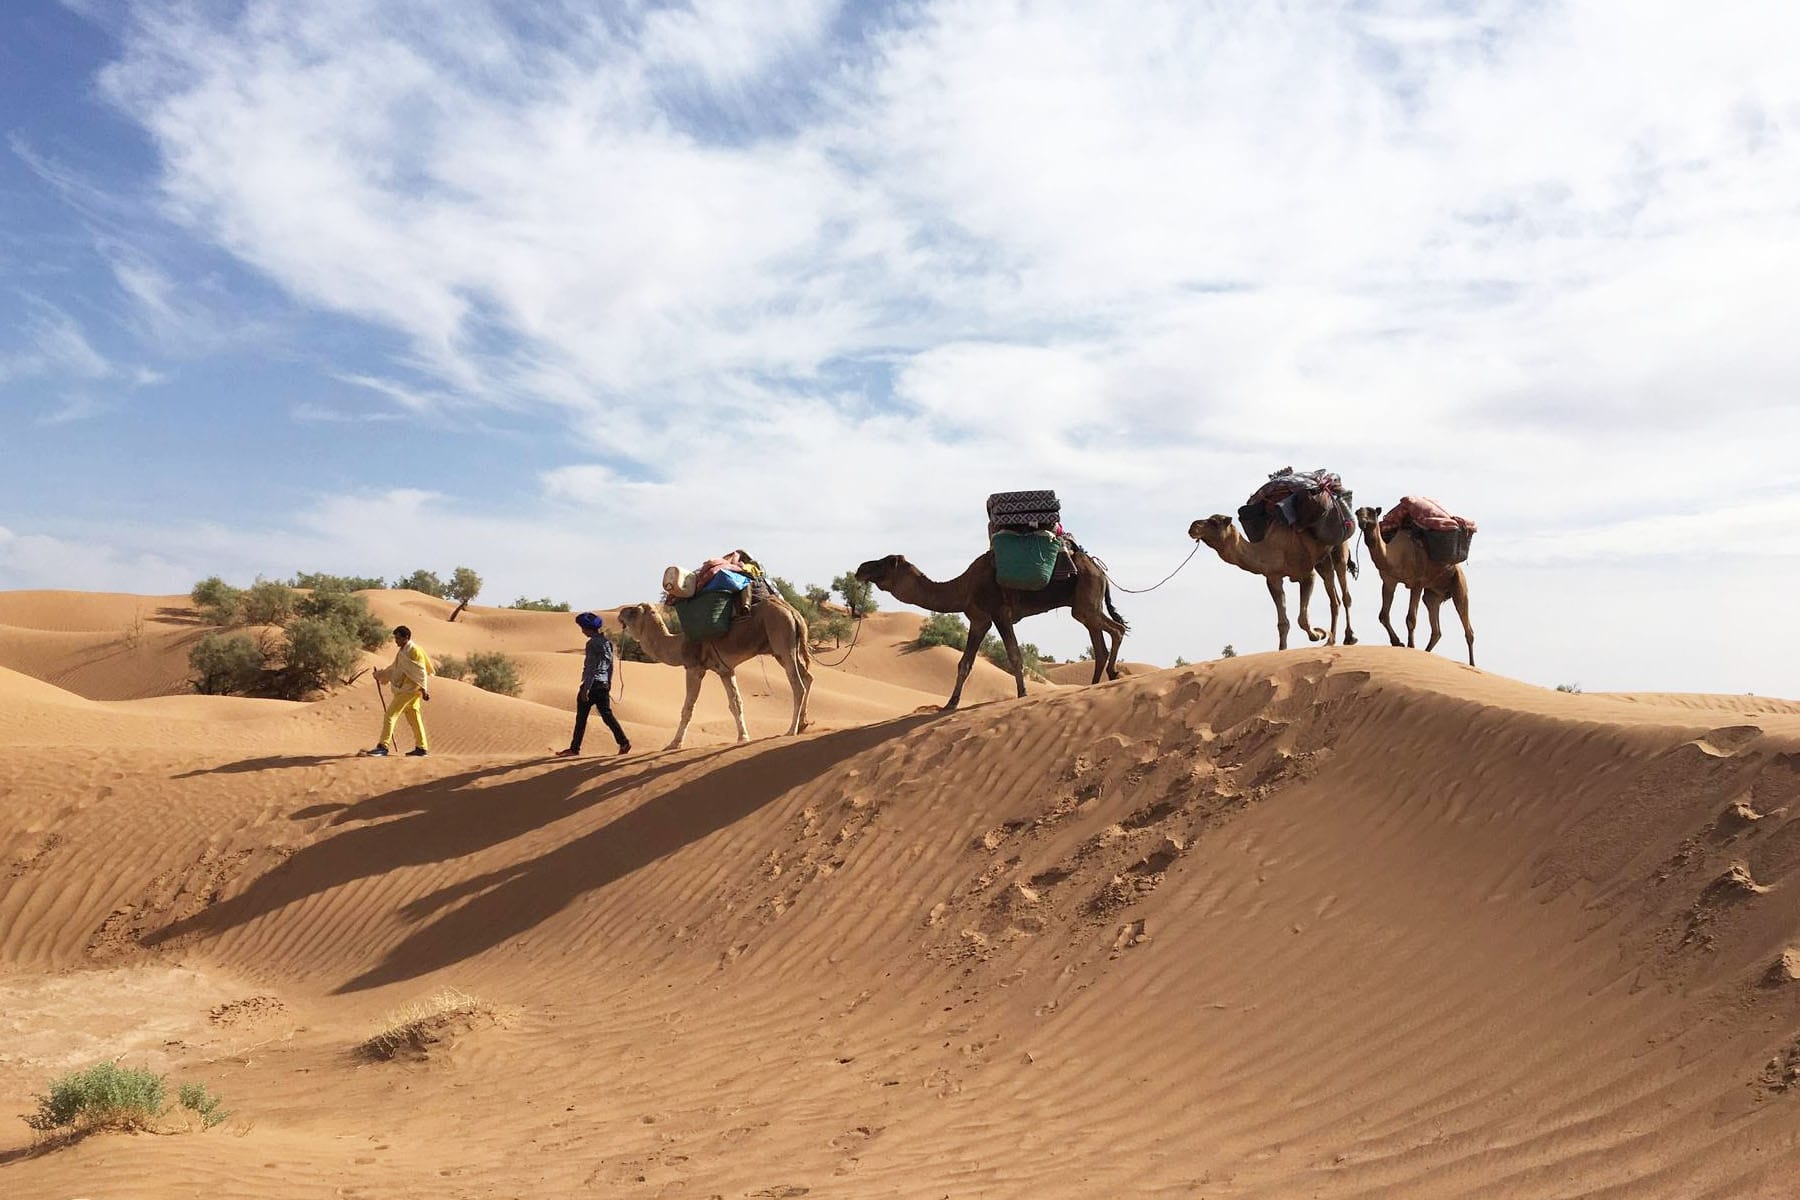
[
  {"left": 1238, "top": 467, "right": 1355, "bottom": 547},
  {"left": 663, "top": 549, "right": 772, "bottom": 642},
  {"left": 1379, "top": 496, "right": 1477, "bottom": 564},
  {"left": 986, "top": 490, "right": 1075, "bottom": 591}
]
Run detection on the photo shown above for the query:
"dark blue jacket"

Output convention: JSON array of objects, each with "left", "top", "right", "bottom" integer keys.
[{"left": 581, "top": 633, "right": 615, "bottom": 689}]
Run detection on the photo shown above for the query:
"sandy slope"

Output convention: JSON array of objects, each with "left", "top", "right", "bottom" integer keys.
[{"left": 4, "top": 596, "right": 1800, "bottom": 1197}]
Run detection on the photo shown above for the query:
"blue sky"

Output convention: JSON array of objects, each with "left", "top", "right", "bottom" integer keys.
[{"left": 5, "top": 0, "right": 1800, "bottom": 693}]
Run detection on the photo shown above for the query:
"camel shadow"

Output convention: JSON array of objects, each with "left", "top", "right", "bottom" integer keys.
[{"left": 331, "top": 716, "right": 933, "bottom": 992}]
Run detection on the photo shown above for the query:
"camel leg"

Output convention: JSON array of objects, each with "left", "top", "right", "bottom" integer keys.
[
  {"left": 669, "top": 667, "right": 704, "bottom": 749},
  {"left": 782, "top": 651, "right": 812, "bottom": 736},
  {"left": 1266, "top": 576, "right": 1291, "bottom": 650},
  {"left": 1423, "top": 593, "right": 1445, "bottom": 654},
  {"left": 1087, "top": 624, "right": 1108, "bottom": 684},
  {"left": 1337, "top": 556, "right": 1357, "bottom": 645},
  {"left": 1314, "top": 563, "right": 1342, "bottom": 647},
  {"left": 946, "top": 616, "right": 991, "bottom": 711},
  {"left": 719, "top": 669, "right": 750, "bottom": 743},
  {"left": 994, "top": 617, "right": 1027, "bottom": 699},
  {"left": 1404, "top": 588, "right": 1421, "bottom": 649},
  {"left": 1296, "top": 573, "right": 1326, "bottom": 643},
  {"left": 1378, "top": 579, "right": 1402, "bottom": 646},
  {"left": 1452, "top": 586, "right": 1475, "bottom": 667}
]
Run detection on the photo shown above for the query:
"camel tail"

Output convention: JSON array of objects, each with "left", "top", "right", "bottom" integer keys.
[{"left": 1104, "top": 585, "right": 1128, "bottom": 633}]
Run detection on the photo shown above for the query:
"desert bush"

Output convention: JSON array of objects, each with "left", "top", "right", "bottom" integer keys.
[
  {"left": 1220, "top": 644, "right": 1237, "bottom": 659},
  {"left": 832, "top": 571, "right": 878, "bottom": 617},
  {"left": 393, "top": 569, "right": 446, "bottom": 598},
  {"left": 446, "top": 567, "right": 482, "bottom": 620},
  {"left": 189, "top": 633, "right": 267, "bottom": 695},
  {"left": 360, "top": 987, "right": 497, "bottom": 1060},
  {"left": 616, "top": 629, "right": 654, "bottom": 663},
  {"left": 465, "top": 651, "right": 522, "bottom": 697},
  {"left": 26, "top": 1062, "right": 167, "bottom": 1134},
  {"left": 272, "top": 616, "right": 361, "bottom": 699},
  {"left": 435, "top": 654, "right": 469, "bottom": 681},
  {"left": 508, "top": 596, "right": 570, "bottom": 612},
  {"left": 189, "top": 576, "right": 242, "bottom": 625},
  {"left": 771, "top": 577, "right": 819, "bottom": 623},
  {"left": 982, "top": 636, "right": 1047, "bottom": 677},
  {"left": 295, "top": 587, "right": 389, "bottom": 650},
  {"left": 1174, "top": 656, "right": 1190, "bottom": 667},
  {"left": 918, "top": 612, "right": 969, "bottom": 650},
  {"left": 804, "top": 584, "right": 831, "bottom": 609},
  {"left": 291, "top": 571, "right": 386, "bottom": 592},
  {"left": 240, "top": 577, "right": 298, "bottom": 626},
  {"left": 177, "top": 1081, "right": 229, "bottom": 1128},
  {"left": 809, "top": 613, "right": 854, "bottom": 648},
  {"left": 1555, "top": 682, "right": 1582, "bottom": 694}
]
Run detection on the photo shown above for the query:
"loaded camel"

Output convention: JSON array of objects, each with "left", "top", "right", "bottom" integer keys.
[
  {"left": 1353, "top": 506, "right": 1474, "bottom": 666},
  {"left": 615, "top": 597, "right": 813, "bottom": 750},
  {"left": 1188, "top": 516, "right": 1357, "bottom": 650},
  {"left": 854, "top": 547, "right": 1127, "bottom": 711}
]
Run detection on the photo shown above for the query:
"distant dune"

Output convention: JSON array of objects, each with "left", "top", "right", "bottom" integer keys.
[{"left": 4, "top": 589, "right": 1800, "bottom": 1197}]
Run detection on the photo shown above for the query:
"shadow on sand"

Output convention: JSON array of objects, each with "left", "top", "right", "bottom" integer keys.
[{"left": 142, "top": 715, "right": 938, "bottom": 993}]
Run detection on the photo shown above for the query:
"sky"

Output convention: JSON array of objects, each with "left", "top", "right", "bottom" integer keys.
[{"left": 4, "top": 0, "right": 1800, "bottom": 694}]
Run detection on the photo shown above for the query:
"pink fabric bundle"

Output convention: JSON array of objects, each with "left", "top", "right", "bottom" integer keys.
[{"left": 1379, "top": 496, "right": 1476, "bottom": 535}]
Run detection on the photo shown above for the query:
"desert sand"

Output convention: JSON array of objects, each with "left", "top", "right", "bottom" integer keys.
[{"left": 4, "top": 587, "right": 1800, "bottom": 1198}]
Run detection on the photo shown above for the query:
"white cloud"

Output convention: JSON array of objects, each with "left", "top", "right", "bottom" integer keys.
[{"left": 21, "top": 0, "right": 1800, "bottom": 691}]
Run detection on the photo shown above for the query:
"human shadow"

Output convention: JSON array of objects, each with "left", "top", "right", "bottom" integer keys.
[
  {"left": 331, "top": 714, "right": 935, "bottom": 992},
  {"left": 174, "top": 754, "right": 345, "bottom": 778},
  {"left": 142, "top": 751, "right": 723, "bottom": 952}
]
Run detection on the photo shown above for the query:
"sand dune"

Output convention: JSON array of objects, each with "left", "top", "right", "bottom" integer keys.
[{"left": 4, "top": 593, "right": 1800, "bottom": 1198}]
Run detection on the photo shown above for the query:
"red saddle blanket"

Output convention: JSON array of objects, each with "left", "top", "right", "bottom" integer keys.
[{"left": 1380, "top": 496, "right": 1476, "bottom": 535}]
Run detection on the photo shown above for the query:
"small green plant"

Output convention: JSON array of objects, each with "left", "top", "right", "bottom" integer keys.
[
  {"left": 435, "top": 654, "right": 469, "bottom": 681},
  {"left": 832, "top": 571, "right": 878, "bottom": 618},
  {"left": 917, "top": 612, "right": 969, "bottom": 650},
  {"left": 177, "top": 1081, "right": 230, "bottom": 1129},
  {"left": 508, "top": 596, "right": 571, "bottom": 612},
  {"left": 1174, "top": 656, "right": 1189, "bottom": 667},
  {"left": 616, "top": 628, "right": 654, "bottom": 663},
  {"left": 1555, "top": 682, "right": 1582, "bottom": 694},
  {"left": 26, "top": 1062, "right": 167, "bottom": 1135},
  {"left": 809, "top": 613, "right": 854, "bottom": 648},
  {"left": 1220, "top": 644, "right": 1237, "bottom": 659},
  {"left": 465, "top": 651, "right": 522, "bottom": 697},
  {"left": 981, "top": 635, "right": 1047, "bottom": 678}
]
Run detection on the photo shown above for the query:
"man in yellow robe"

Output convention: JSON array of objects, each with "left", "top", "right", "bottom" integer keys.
[{"left": 367, "top": 624, "right": 432, "bottom": 756}]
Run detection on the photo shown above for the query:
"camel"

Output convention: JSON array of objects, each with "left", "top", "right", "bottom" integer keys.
[
  {"left": 1188, "top": 516, "right": 1358, "bottom": 651},
  {"left": 615, "top": 597, "right": 813, "bottom": 749},
  {"left": 1353, "top": 506, "right": 1475, "bottom": 666},
  {"left": 854, "top": 547, "right": 1127, "bottom": 711}
]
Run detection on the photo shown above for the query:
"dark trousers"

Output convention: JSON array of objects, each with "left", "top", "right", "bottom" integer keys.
[{"left": 571, "top": 681, "right": 627, "bottom": 751}]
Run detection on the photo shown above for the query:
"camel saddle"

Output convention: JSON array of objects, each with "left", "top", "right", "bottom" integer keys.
[
  {"left": 1381, "top": 496, "right": 1477, "bottom": 564},
  {"left": 1240, "top": 467, "right": 1354, "bottom": 546}
]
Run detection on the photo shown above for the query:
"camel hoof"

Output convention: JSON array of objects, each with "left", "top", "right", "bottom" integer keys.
[{"left": 1343, "top": 633, "right": 1358, "bottom": 646}]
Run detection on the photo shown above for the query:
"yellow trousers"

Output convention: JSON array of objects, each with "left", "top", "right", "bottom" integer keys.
[{"left": 381, "top": 689, "right": 427, "bottom": 751}]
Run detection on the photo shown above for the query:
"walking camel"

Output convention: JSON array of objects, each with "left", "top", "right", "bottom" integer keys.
[
  {"left": 1188, "top": 516, "right": 1357, "bottom": 651},
  {"left": 1353, "top": 506, "right": 1475, "bottom": 666},
  {"left": 615, "top": 597, "right": 813, "bottom": 749},
  {"left": 854, "top": 547, "right": 1127, "bottom": 711}
]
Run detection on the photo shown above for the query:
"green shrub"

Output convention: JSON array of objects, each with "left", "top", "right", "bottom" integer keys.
[
  {"left": 189, "top": 633, "right": 267, "bottom": 695},
  {"left": 26, "top": 1062, "right": 167, "bottom": 1134},
  {"left": 189, "top": 576, "right": 242, "bottom": 626},
  {"left": 446, "top": 567, "right": 482, "bottom": 620},
  {"left": 274, "top": 616, "right": 362, "bottom": 699},
  {"left": 295, "top": 588, "right": 389, "bottom": 650},
  {"left": 1220, "top": 644, "right": 1237, "bottom": 659},
  {"left": 616, "top": 629, "right": 654, "bottom": 663},
  {"left": 981, "top": 635, "right": 1047, "bottom": 678},
  {"left": 435, "top": 654, "right": 469, "bottom": 681},
  {"left": 240, "top": 578, "right": 298, "bottom": 626},
  {"left": 771, "top": 578, "right": 819, "bottom": 623},
  {"left": 291, "top": 571, "right": 386, "bottom": 592},
  {"left": 917, "top": 613, "right": 969, "bottom": 650},
  {"left": 809, "top": 613, "right": 854, "bottom": 648},
  {"left": 465, "top": 651, "right": 522, "bottom": 697},
  {"left": 393, "top": 569, "right": 447, "bottom": 598},
  {"left": 177, "top": 1082, "right": 230, "bottom": 1129},
  {"left": 508, "top": 596, "right": 570, "bottom": 612},
  {"left": 832, "top": 571, "right": 878, "bottom": 617}
]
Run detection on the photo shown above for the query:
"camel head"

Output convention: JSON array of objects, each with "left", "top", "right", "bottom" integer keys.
[
  {"left": 615, "top": 603, "right": 665, "bottom": 635},
  {"left": 1353, "top": 505, "right": 1382, "bottom": 531},
  {"left": 854, "top": 555, "right": 906, "bottom": 592},
  {"left": 1188, "top": 515, "right": 1236, "bottom": 548}
]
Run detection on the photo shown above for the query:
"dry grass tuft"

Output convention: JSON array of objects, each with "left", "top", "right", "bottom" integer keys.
[{"left": 359, "top": 987, "right": 505, "bottom": 1060}]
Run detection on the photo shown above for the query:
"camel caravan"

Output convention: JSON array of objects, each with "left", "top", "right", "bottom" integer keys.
[{"left": 614, "top": 476, "right": 1475, "bottom": 747}]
